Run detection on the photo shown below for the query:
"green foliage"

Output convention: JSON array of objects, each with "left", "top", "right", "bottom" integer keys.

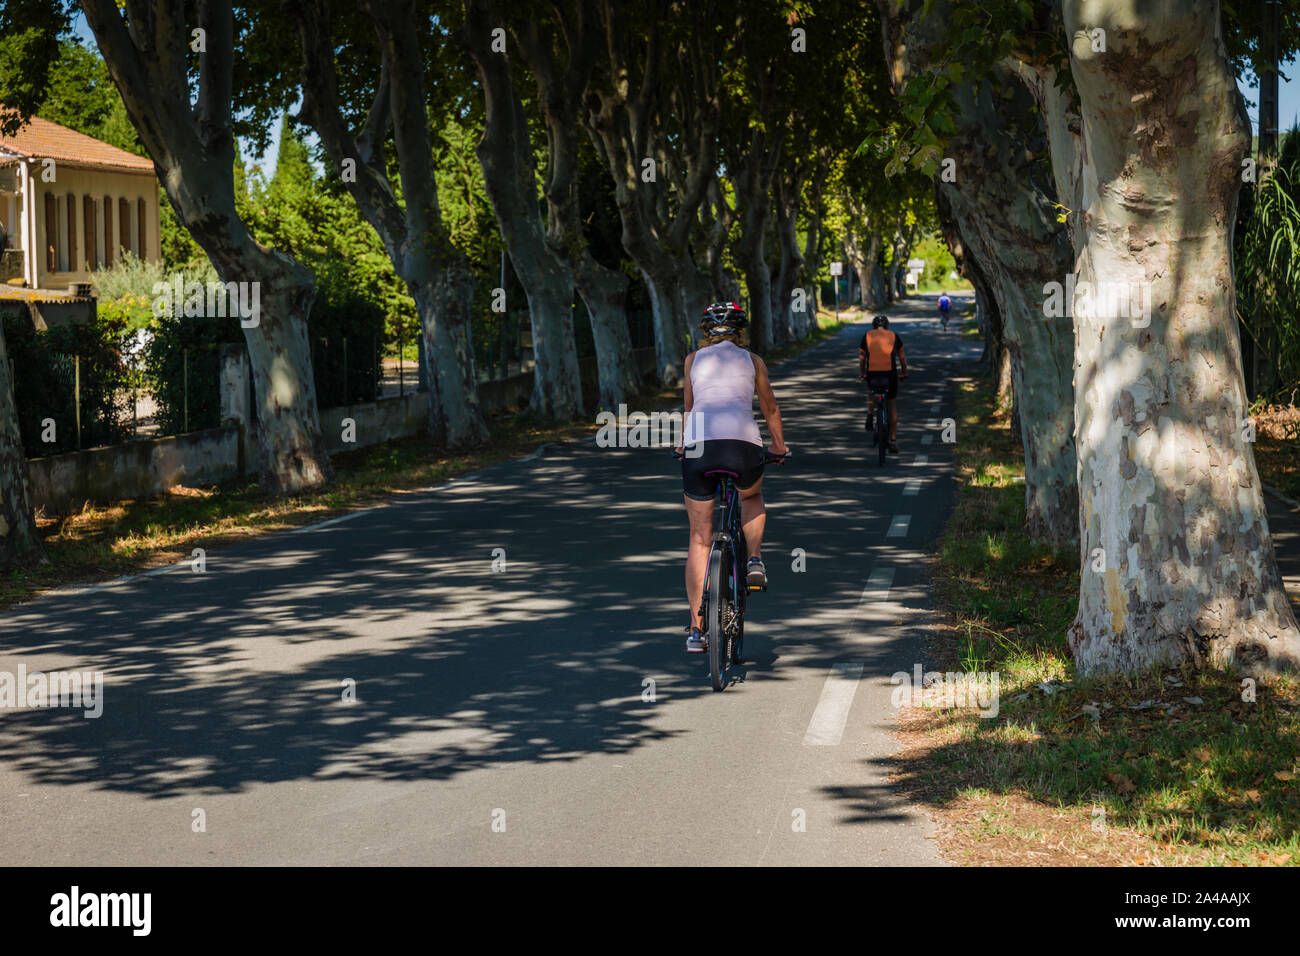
[
  {"left": 142, "top": 313, "right": 242, "bottom": 435},
  {"left": 4, "top": 309, "right": 132, "bottom": 455},
  {"left": 307, "top": 295, "right": 387, "bottom": 408},
  {"left": 1236, "top": 124, "right": 1300, "bottom": 401}
]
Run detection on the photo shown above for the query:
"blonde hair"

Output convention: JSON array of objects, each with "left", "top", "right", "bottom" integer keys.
[{"left": 699, "top": 328, "right": 750, "bottom": 349}]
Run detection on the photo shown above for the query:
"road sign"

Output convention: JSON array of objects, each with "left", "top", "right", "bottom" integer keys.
[
  {"left": 907, "top": 258, "right": 925, "bottom": 271},
  {"left": 829, "top": 261, "right": 843, "bottom": 276}
]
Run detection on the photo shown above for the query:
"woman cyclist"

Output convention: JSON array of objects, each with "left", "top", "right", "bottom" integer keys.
[{"left": 676, "top": 302, "right": 788, "bottom": 653}]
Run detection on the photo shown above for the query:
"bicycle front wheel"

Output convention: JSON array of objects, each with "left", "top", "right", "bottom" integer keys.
[{"left": 707, "top": 547, "right": 727, "bottom": 691}]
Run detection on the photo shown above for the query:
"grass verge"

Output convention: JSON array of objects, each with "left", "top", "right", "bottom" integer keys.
[
  {"left": 4, "top": 308, "right": 849, "bottom": 608},
  {"left": 896, "top": 370, "right": 1300, "bottom": 866}
]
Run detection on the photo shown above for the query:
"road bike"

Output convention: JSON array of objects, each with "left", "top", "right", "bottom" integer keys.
[{"left": 675, "top": 447, "right": 791, "bottom": 691}]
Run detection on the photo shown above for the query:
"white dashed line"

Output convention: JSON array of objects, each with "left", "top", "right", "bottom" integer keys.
[
  {"left": 914, "top": 455, "right": 929, "bottom": 466},
  {"left": 921, "top": 433, "right": 934, "bottom": 445},
  {"left": 903, "top": 479, "right": 921, "bottom": 496},
  {"left": 887, "top": 515, "right": 911, "bottom": 538},
  {"left": 803, "top": 663, "right": 865, "bottom": 746}
]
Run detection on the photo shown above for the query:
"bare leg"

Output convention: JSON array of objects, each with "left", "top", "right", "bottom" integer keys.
[
  {"left": 685, "top": 495, "right": 714, "bottom": 630},
  {"left": 739, "top": 478, "right": 766, "bottom": 561}
]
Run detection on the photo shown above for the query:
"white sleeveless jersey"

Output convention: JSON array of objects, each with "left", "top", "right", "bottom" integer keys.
[{"left": 682, "top": 341, "right": 763, "bottom": 446}]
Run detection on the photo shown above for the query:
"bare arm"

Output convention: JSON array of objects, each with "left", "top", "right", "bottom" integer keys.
[
  {"left": 676, "top": 352, "right": 695, "bottom": 454},
  {"left": 751, "top": 354, "right": 787, "bottom": 453}
]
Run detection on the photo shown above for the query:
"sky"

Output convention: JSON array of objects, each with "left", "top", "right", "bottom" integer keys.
[{"left": 71, "top": 15, "right": 1300, "bottom": 182}]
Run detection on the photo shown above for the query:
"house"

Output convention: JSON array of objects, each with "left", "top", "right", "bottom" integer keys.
[{"left": 0, "top": 113, "right": 160, "bottom": 292}]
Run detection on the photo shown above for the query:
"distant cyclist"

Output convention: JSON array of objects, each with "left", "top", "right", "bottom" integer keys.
[
  {"left": 937, "top": 293, "right": 952, "bottom": 330},
  {"left": 858, "top": 314, "right": 908, "bottom": 453},
  {"left": 676, "top": 302, "right": 788, "bottom": 653}
]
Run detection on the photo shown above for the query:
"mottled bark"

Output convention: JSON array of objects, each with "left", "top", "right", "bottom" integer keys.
[
  {"left": 731, "top": 126, "right": 783, "bottom": 352},
  {"left": 844, "top": 218, "right": 882, "bottom": 310},
  {"left": 514, "top": 2, "right": 639, "bottom": 410},
  {"left": 770, "top": 162, "right": 806, "bottom": 345},
  {"left": 83, "top": 0, "right": 333, "bottom": 494},
  {"left": 881, "top": 1, "right": 1077, "bottom": 544},
  {"left": 584, "top": 4, "right": 718, "bottom": 383},
  {"left": 296, "top": 0, "right": 489, "bottom": 448},
  {"left": 1061, "top": 0, "right": 1300, "bottom": 675},
  {"left": 465, "top": 0, "right": 582, "bottom": 420},
  {"left": 0, "top": 325, "right": 43, "bottom": 565}
]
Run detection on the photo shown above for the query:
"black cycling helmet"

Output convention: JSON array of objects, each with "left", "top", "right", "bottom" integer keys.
[
  {"left": 699, "top": 301, "right": 748, "bottom": 336},
  {"left": 872, "top": 314, "right": 889, "bottom": 329}
]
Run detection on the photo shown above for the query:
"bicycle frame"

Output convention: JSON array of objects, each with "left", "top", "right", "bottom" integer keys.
[{"left": 701, "top": 472, "right": 747, "bottom": 634}]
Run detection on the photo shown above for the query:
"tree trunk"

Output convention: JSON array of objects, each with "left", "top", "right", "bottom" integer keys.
[
  {"left": 1062, "top": 0, "right": 1300, "bottom": 675},
  {"left": 0, "top": 325, "right": 43, "bottom": 565},
  {"left": 464, "top": 0, "right": 582, "bottom": 420},
  {"left": 296, "top": 0, "right": 490, "bottom": 448},
  {"left": 925, "top": 73, "right": 1077, "bottom": 542},
  {"left": 845, "top": 222, "right": 882, "bottom": 311},
  {"left": 84, "top": 0, "right": 333, "bottom": 494},
  {"left": 643, "top": 269, "right": 688, "bottom": 381},
  {"left": 770, "top": 165, "right": 804, "bottom": 346},
  {"left": 574, "top": 256, "right": 638, "bottom": 409}
]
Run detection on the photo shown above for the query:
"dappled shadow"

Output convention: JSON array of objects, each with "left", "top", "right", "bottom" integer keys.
[{"left": 0, "top": 298, "right": 980, "bottom": 834}]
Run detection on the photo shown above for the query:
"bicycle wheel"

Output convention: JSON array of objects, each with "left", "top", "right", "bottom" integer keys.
[
  {"left": 706, "top": 547, "right": 727, "bottom": 691},
  {"left": 876, "top": 410, "right": 888, "bottom": 466}
]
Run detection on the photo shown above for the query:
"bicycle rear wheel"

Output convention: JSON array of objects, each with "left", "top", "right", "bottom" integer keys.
[
  {"left": 877, "top": 410, "right": 888, "bottom": 466},
  {"left": 706, "top": 548, "right": 727, "bottom": 691}
]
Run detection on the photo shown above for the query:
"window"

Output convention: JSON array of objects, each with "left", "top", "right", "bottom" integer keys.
[{"left": 44, "top": 192, "right": 56, "bottom": 273}]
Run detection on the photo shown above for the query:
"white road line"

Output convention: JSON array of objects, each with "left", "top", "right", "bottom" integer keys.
[
  {"left": 903, "top": 479, "right": 921, "bottom": 496},
  {"left": 887, "top": 515, "right": 911, "bottom": 538},
  {"left": 288, "top": 508, "right": 376, "bottom": 534},
  {"left": 914, "top": 455, "right": 929, "bottom": 466},
  {"left": 803, "top": 663, "right": 865, "bottom": 746},
  {"left": 860, "top": 565, "right": 895, "bottom": 605},
  {"left": 921, "top": 433, "right": 934, "bottom": 445}
]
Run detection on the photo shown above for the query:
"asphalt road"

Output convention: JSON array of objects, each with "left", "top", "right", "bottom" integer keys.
[{"left": 0, "top": 294, "right": 984, "bottom": 865}]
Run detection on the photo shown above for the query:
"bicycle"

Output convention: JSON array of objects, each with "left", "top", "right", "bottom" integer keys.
[
  {"left": 675, "top": 447, "right": 791, "bottom": 691},
  {"left": 862, "top": 375, "right": 891, "bottom": 466}
]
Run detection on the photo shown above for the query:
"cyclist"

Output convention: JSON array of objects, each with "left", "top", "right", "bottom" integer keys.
[
  {"left": 676, "top": 302, "right": 788, "bottom": 653},
  {"left": 937, "top": 293, "right": 952, "bottom": 330},
  {"left": 858, "top": 314, "right": 908, "bottom": 453}
]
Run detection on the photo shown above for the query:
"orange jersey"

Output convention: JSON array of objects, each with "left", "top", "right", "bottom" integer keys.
[{"left": 860, "top": 328, "right": 902, "bottom": 372}]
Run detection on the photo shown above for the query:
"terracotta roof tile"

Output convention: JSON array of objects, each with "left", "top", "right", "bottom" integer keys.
[{"left": 0, "top": 112, "right": 154, "bottom": 173}]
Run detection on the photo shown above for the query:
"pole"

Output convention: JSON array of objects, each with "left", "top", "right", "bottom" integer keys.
[
  {"left": 343, "top": 336, "right": 349, "bottom": 404},
  {"left": 182, "top": 347, "right": 189, "bottom": 433},
  {"left": 74, "top": 354, "right": 82, "bottom": 450}
]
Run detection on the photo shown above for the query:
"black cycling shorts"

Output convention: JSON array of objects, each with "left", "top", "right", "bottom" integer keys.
[
  {"left": 866, "top": 370, "right": 899, "bottom": 400},
  {"left": 682, "top": 439, "right": 764, "bottom": 502}
]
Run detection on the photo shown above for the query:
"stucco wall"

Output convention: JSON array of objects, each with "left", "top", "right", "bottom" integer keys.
[{"left": 32, "top": 166, "right": 160, "bottom": 288}]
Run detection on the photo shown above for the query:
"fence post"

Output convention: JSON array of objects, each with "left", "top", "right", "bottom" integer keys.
[
  {"left": 183, "top": 347, "right": 189, "bottom": 433},
  {"left": 74, "top": 354, "right": 82, "bottom": 450}
]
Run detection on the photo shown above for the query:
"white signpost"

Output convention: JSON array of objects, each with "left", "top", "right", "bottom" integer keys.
[{"left": 830, "top": 261, "right": 843, "bottom": 319}]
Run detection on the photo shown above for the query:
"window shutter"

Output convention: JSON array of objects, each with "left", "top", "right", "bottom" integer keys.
[
  {"left": 137, "top": 197, "right": 147, "bottom": 260},
  {"left": 66, "top": 192, "right": 77, "bottom": 273},
  {"left": 103, "top": 197, "right": 114, "bottom": 268},
  {"left": 83, "top": 195, "right": 96, "bottom": 271}
]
